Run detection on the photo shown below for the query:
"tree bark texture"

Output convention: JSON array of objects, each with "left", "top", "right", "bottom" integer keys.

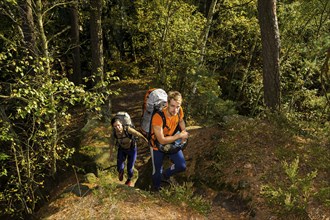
[
  {"left": 20, "top": 0, "right": 37, "bottom": 55},
  {"left": 90, "top": 0, "right": 104, "bottom": 84},
  {"left": 257, "top": 0, "right": 281, "bottom": 111},
  {"left": 36, "top": 0, "right": 58, "bottom": 176},
  {"left": 70, "top": 2, "right": 82, "bottom": 85}
]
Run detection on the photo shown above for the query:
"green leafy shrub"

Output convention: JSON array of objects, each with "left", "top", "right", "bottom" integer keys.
[
  {"left": 261, "top": 157, "right": 317, "bottom": 215},
  {"left": 190, "top": 76, "right": 238, "bottom": 125},
  {"left": 316, "top": 187, "right": 330, "bottom": 207},
  {"left": 0, "top": 51, "right": 118, "bottom": 218},
  {"left": 160, "top": 182, "right": 211, "bottom": 215}
]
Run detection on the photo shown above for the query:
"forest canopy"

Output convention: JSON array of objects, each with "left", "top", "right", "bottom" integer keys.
[{"left": 0, "top": 0, "right": 329, "bottom": 218}]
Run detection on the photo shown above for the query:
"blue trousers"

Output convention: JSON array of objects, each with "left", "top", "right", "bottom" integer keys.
[
  {"left": 150, "top": 148, "right": 186, "bottom": 190},
  {"left": 117, "top": 146, "right": 137, "bottom": 180}
]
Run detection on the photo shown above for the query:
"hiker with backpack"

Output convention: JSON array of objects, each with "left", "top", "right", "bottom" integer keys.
[
  {"left": 110, "top": 112, "right": 148, "bottom": 186},
  {"left": 149, "top": 91, "right": 189, "bottom": 191}
]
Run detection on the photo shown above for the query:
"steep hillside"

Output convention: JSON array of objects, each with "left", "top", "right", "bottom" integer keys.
[{"left": 36, "top": 79, "right": 330, "bottom": 220}]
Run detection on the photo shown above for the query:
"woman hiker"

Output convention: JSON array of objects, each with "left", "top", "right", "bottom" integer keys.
[{"left": 110, "top": 117, "right": 148, "bottom": 186}]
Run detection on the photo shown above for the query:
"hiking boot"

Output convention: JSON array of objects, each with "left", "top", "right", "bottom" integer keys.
[
  {"left": 125, "top": 179, "right": 132, "bottom": 186},
  {"left": 118, "top": 170, "right": 124, "bottom": 181},
  {"left": 161, "top": 173, "right": 170, "bottom": 184},
  {"left": 151, "top": 187, "right": 160, "bottom": 194}
]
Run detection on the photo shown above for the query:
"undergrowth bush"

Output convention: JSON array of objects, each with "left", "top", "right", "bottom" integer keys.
[
  {"left": 93, "top": 170, "right": 121, "bottom": 204},
  {"left": 261, "top": 157, "right": 317, "bottom": 216},
  {"left": 316, "top": 187, "right": 330, "bottom": 207},
  {"left": 160, "top": 182, "right": 211, "bottom": 215},
  {"left": 0, "top": 51, "right": 119, "bottom": 218}
]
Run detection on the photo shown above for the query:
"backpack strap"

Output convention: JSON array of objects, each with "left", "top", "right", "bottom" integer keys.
[
  {"left": 114, "top": 126, "right": 136, "bottom": 149},
  {"left": 157, "top": 110, "right": 169, "bottom": 130},
  {"left": 147, "top": 110, "right": 165, "bottom": 142},
  {"left": 152, "top": 110, "right": 184, "bottom": 153},
  {"left": 149, "top": 110, "right": 181, "bottom": 143},
  {"left": 173, "top": 111, "right": 181, "bottom": 135}
]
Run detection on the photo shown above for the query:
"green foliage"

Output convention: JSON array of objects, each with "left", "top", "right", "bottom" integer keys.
[
  {"left": 261, "top": 157, "right": 318, "bottom": 215},
  {"left": 278, "top": 0, "right": 330, "bottom": 121},
  {"left": 208, "top": 0, "right": 262, "bottom": 114},
  {"left": 160, "top": 182, "right": 211, "bottom": 215},
  {"left": 134, "top": 0, "right": 206, "bottom": 90},
  {"left": 94, "top": 170, "right": 121, "bottom": 203},
  {"left": 270, "top": 107, "right": 324, "bottom": 134},
  {"left": 316, "top": 187, "right": 330, "bottom": 207},
  {"left": 0, "top": 153, "right": 9, "bottom": 177},
  {"left": 0, "top": 0, "right": 329, "bottom": 218},
  {"left": 190, "top": 73, "right": 238, "bottom": 124},
  {"left": 2, "top": 0, "right": 17, "bottom": 4},
  {"left": 0, "top": 49, "right": 118, "bottom": 218}
]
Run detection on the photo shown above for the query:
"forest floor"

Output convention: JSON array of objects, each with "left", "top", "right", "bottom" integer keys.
[{"left": 35, "top": 78, "right": 330, "bottom": 220}]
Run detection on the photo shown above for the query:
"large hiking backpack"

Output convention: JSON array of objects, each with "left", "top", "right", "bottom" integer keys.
[
  {"left": 140, "top": 88, "right": 168, "bottom": 138},
  {"left": 113, "top": 111, "right": 136, "bottom": 149},
  {"left": 115, "top": 111, "right": 134, "bottom": 127},
  {"left": 140, "top": 89, "right": 187, "bottom": 154}
]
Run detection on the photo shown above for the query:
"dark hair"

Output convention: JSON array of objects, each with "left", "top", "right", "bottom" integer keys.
[{"left": 111, "top": 117, "right": 122, "bottom": 126}]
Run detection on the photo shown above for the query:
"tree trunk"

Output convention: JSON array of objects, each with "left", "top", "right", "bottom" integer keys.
[
  {"left": 188, "top": 0, "right": 219, "bottom": 116},
  {"left": 320, "top": 47, "right": 330, "bottom": 106},
  {"left": 20, "top": 0, "right": 37, "bottom": 55},
  {"left": 200, "top": 0, "right": 218, "bottom": 64},
  {"left": 70, "top": 1, "right": 82, "bottom": 85},
  {"left": 36, "top": 0, "right": 58, "bottom": 176},
  {"left": 158, "top": 0, "right": 174, "bottom": 85},
  {"left": 90, "top": 0, "right": 104, "bottom": 84},
  {"left": 257, "top": 0, "right": 281, "bottom": 111}
]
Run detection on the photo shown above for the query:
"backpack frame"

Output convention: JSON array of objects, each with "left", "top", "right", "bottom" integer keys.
[
  {"left": 140, "top": 88, "right": 168, "bottom": 137},
  {"left": 140, "top": 89, "right": 186, "bottom": 153}
]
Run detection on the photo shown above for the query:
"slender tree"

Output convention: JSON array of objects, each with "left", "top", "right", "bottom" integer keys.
[
  {"left": 69, "top": 0, "right": 82, "bottom": 85},
  {"left": 20, "top": 0, "right": 37, "bottom": 55},
  {"left": 200, "top": 0, "right": 219, "bottom": 64},
  {"left": 90, "top": 0, "right": 104, "bottom": 83},
  {"left": 320, "top": 47, "right": 330, "bottom": 106},
  {"left": 188, "top": 0, "right": 219, "bottom": 114},
  {"left": 257, "top": 0, "right": 281, "bottom": 110},
  {"left": 36, "top": 0, "right": 58, "bottom": 176}
]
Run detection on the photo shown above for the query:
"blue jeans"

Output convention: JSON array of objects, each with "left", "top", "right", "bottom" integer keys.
[
  {"left": 117, "top": 146, "right": 137, "bottom": 180},
  {"left": 150, "top": 147, "right": 186, "bottom": 190}
]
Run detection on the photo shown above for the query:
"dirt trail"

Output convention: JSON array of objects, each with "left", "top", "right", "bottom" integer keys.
[
  {"left": 105, "top": 79, "right": 251, "bottom": 219},
  {"left": 109, "top": 80, "right": 150, "bottom": 168},
  {"left": 30, "top": 77, "right": 330, "bottom": 220},
  {"left": 35, "top": 79, "right": 252, "bottom": 220}
]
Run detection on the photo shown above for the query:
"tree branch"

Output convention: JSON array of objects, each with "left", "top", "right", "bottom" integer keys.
[
  {"left": 42, "top": 1, "right": 75, "bottom": 17},
  {"left": 0, "top": 94, "right": 29, "bottom": 103},
  {"left": 47, "top": 26, "right": 71, "bottom": 44}
]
